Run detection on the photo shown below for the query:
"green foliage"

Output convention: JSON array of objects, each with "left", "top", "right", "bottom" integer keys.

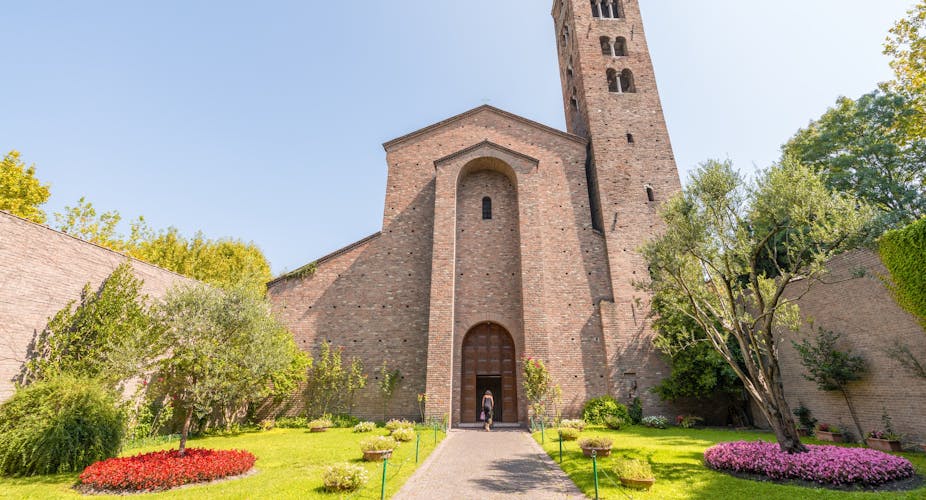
[
  {"left": 582, "top": 396, "right": 629, "bottom": 425},
  {"left": 629, "top": 397, "right": 643, "bottom": 425},
  {"left": 557, "top": 427, "right": 579, "bottom": 441},
  {"left": 879, "top": 217, "right": 926, "bottom": 327},
  {"left": 378, "top": 362, "right": 401, "bottom": 421},
  {"left": 642, "top": 158, "right": 872, "bottom": 453},
  {"left": 303, "top": 343, "right": 366, "bottom": 418},
  {"left": 783, "top": 90, "right": 925, "bottom": 228},
  {"left": 0, "top": 375, "right": 124, "bottom": 476},
  {"left": 391, "top": 427, "right": 415, "bottom": 442},
  {"left": 793, "top": 329, "right": 867, "bottom": 393},
  {"left": 560, "top": 419, "right": 586, "bottom": 431},
  {"left": 385, "top": 419, "right": 414, "bottom": 433},
  {"left": 792, "top": 403, "right": 817, "bottom": 435},
  {"left": 603, "top": 415, "right": 625, "bottom": 430},
  {"left": 0, "top": 150, "right": 50, "bottom": 224},
  {"left": 275, "top": 417, "right": 309, "bottom": 429},
  {"left": 307, "top": 418, "right": 333, "bottom": 429},
  {"left": 522, "top": 357, "right": 557, "bottom": 422},
  {"left": 353, "top": 421, "right": 376, "bottom": 433},
  {"left": 23, "top": 263, "right": 152, "bottom": 387},
  {"left": 614, "top": 458, "right": 654, "bottom": 480},
  {"left": 127, "top": 396, "right": 174, "bottom": 442},
  {"left": 323, "top": 463, "right": 368, "bottom": 492},
  {"left": 677, "top": 416, "right": 703, "bottom": 429},
  {"left": 150, "top": 284, "right": 309, "bottom": 453},
  {"left": 330, "top": 414, "right": 361, "bottom": 428},
  {"left": 578, "top": 436, "right": 613, "bottom": 449},
  {"left": 642, "top": 416, "right": 668, "bottom": 429},
  {"left": 54, "top": 197, "right": 132, "bottom": 251},
  {"left": 359, "top": 436, "right": 397, "bottom": 452},
  {"left": 884, "top": 1, "right": 926, "bottom": 136}
]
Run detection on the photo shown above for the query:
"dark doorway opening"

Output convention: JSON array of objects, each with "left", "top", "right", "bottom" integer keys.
[{"left": 476, "top": 375, "right": 503, "bottom": 422}]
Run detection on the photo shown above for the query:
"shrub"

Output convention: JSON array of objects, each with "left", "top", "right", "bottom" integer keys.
[
  {"left": 879, "top": 217, "right": 926, "bottom": 327},
  {"left": 353, "top": 422, "right": 376, "bottom": 433},
  {"left": 0, "top": 376, "right": 125, "bottom": 476},
  {"left": 603, "top": 415, "right": 624, "bottom": 430},
  {"left": 817, "top": 423, "right": 841, "bottom": 433},
  {"left": 704, "top": 441, "right": 915, "bottom": 487},
  {"left": 558, "top": 428, "right": 580, "bottom": 441},
  {"left": 793, "top": 403, "right": 817, "bottom": 435},
  {"left": 582, "top": 396, "right": 630, "bottom": 425},
  {"left": 331, "top": 414, "right": 361, "bottom": 428},
  {"left": 614, "top": 458, "right": 654, "bottom": 480},
  {"left": 275, "top": 417, "right": 308, "bottom": 429},
  {"left": 79, "top": 448, "right": 255, "bottom": 492},
  {"left": 392, "top": 427, "right": 416, "bottom": 442},
  {"left": 308, "top": 418, "right": 333, "bottom": 429},
  {"left": 676, "top": 415, "right": 703, "bottom": 429},
  {"left": 322, "top": 463, "right": 368, "bottom": 492},
  {"left": 629, "top": 397, "right": 643, "bottom": 424},
  {"left": 579, "top": 436, "right": 613, "bottom": 449},
  {"left": 642, "top": 416, "right": 668, "bottom": 429},
  {"left": 360, "top": 436, "right": 397, "bottom": 452},
  {"left": 258, "top": 419, "right": 276, "bottom": 431},
  {"left": 560, "top": 419, "right": 586, "bottom": 431},
  {"left": 385, "top": 419, "right": 414, "bottom": 432}
]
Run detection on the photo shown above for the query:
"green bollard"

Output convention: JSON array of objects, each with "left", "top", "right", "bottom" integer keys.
[
  {"left": 381, "top": 457, "right": 388, "bottom": 500},
  {"left": 592, "top": 450, "right": 599, "bottom": 500},
  {"left": 559, "top": 436, "right": 563, "bottom": 463},
  {"left": 541, "top": 420, "right": 545, "bottom": 444},
  {"left": 433, "top": 424, "right": 438, "bottom": 444},
  {"left": 416, "top": 434, "right": 420, "bottom": 463}
]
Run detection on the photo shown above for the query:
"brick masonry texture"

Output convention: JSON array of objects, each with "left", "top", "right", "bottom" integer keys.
[{"left": 0, "top": 212, "right": 197, "bottom": 401}]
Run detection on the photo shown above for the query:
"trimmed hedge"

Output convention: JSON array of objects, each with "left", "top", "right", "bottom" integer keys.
[{"left": 879, "top": 217, "right": 926, "bottom": 327}]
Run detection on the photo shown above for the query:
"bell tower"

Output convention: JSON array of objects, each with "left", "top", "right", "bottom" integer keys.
[{"left": 552, "top": 0, "right": 682, "bottom": 409}]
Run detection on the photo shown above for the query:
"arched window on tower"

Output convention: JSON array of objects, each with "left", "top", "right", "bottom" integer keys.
[
  {"left": 561, "top": 25, "right": 570, "bottom": 47},
  {"left": 607, "top": 69, "right": 619, "bottom": 93},
  {"left": 600, "top": 36, "right": 613, "bottom": 56},
  {"left": 570, "top": 87, "right": 579, "bottom": 110},
  {"left": 614, "top": 37, "right": 627, "bottom": 56},
  {"left": 482, "top": 197, "right": 493, "bottom": 220},
  {"left": 612, "top": 0, "right": 624, "bottom": 18},
  {"left": 620, "top": 69, "right": 636, "bottom": 93},
  {"left": 645, "top": 185, "right": 655, "bottom": 202},
  {"left": 566, "top": 57, "right": 574, "bottom": 78},
  {"left": 591, "top": 0, "right": 602, "bottom": 18}
]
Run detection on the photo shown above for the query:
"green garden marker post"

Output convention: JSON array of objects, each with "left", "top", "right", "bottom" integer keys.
[
  {"left": 559, "top": 437, "right": 563, "bottom": 463},
  {"left": 381, "top": 457, "right": 388, "bottom": 500},
  {"left": 541, "top": 420, "right": 545, "bottom": 444},
  {"left": 433, "top": 423, "right": 438, "bottom": 444},
  {"left": 592, "top": 450, "right": 599, "bottom": 500},
  {"left": 415, "top": 434, "right": 420, "bottom": 463}
]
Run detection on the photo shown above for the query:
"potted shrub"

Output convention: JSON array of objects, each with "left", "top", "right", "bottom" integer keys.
[
  {"left": 360, "top": 436, "right": 397, "bottom": 461},
  {"left": 558, "top": 427, "right": 580, "bottom": 441},
  {"left": 323, "top": 463, "right": 369, "bottom": 492},
  {"left": 614, "top": 458, "right": 655, "bottom": 490},
  {"left": 815, "top": 423, "right": 843, "bottom": 442},
  {"left": 866, "top": 411, "right": 903, "bottom": 452},
  {"left": 308, "top": 418, "right": 333, "bottom": 433},
  {"left": 579, "top": 436, "right": 614, "bottom": 458},
  {"left": 353, "top": 421, "right": 376, "bottom": 433}
]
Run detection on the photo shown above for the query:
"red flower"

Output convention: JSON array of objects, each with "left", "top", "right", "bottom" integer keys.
[{"left": 79, "top": 448, "right": 256, "bottom": 492}]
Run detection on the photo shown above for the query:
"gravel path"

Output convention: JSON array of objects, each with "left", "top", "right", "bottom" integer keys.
[{"left": 394, "top": 429, "right": 585, "bottom": 499}]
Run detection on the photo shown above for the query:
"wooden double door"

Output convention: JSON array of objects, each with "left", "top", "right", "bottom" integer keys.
[{"left": 461, "top": 323, "right": 518, "bottom": 423}]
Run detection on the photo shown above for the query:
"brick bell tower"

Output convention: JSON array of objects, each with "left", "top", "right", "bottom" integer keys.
[{"left": 552, "top": 0, "right": 683, "bottom": 410}]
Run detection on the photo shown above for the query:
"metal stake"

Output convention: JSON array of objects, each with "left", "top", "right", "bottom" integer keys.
[
  {"left": 381, "top": 457, "right": 388, "bottom": 500},
  {"left": 559, "top": 436, "right": 563, "bottom": 463},
  {"left": 415, "top": 433, "right": 420, "bottom": 463},
  {"left": 592, "top": 450, "right": 599, "bottom": 500}
]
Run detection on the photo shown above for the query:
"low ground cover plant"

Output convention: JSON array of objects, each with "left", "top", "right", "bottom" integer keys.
[
  {"left": 642, "top": 416, "right": 668, "bottom": 429},
  {"left": 353, "top": 421, "right": 376, "bottom": 433},
  {"left": 558, "top": 427, "right": 580, "bottom": 441},
  {"left": 275, "top": 417, "right": 308, "bottom": 428},
  {"left": 392, "top": 427, "right": 416, "bottom": 442},
  {"left": 79, "top": 448, "right": 256, "bottom": 492},
  {"left": 614, "top": 458, "right": 655, "bottom": 480},
  {"left": 704, "top": 441, "right": 915, "bottom": 487},
  {"left": 579, "top": 436, "right": 613, "bottom": 449},
  {"left": 322, "top": 463, "right": 368, "bottom": 492},
  {"left": 360, "top": 436, "right": 397, "bottom": 452}
]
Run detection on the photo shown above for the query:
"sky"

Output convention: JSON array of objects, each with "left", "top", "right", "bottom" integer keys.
[{"left": 1, "top": 0, "right": 914, "bottom": 274}]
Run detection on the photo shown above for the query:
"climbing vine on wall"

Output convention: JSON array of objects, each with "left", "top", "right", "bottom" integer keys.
[{"left": 879, "top": 217, "right": 926, "bottom": 327}]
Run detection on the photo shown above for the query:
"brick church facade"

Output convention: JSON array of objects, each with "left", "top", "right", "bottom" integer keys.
[{"left": 268, "top": 0, "right": 683, "bottom": 426}]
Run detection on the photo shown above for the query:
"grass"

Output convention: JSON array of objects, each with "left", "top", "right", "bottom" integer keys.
[
  {"left": 0, "top": 426, "right": 444, "bottom": 499},
  {"left": 533, "top": 426, "right": 926, "bottom": 499}
]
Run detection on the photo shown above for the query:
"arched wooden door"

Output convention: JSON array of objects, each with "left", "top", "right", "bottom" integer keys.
[{"left": 461, "top": 323, "right": 518, "bottom": 423}]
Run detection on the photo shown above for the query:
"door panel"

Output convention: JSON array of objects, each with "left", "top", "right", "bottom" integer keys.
[{"left": 461, "top": 323, "right": 519, "bottom": 423}]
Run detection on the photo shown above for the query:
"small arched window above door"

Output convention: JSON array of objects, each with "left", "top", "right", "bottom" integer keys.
[{"left": 482, "top": 197, "right": 492, "bottom": 220}]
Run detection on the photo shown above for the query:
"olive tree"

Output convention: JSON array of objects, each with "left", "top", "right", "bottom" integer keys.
[{"left": 641, "top": 158, "right": 872, "bottom": 453}]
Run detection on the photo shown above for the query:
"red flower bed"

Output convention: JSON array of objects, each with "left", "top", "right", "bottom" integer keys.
[{"left": 79, "top": 448, "right": 256, "bottom": 492}]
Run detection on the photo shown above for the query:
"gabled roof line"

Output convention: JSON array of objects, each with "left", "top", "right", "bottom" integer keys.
[
  {"left": 268, "top": 232, "right": 382, "bottom": 287},
  {"left": 433, "top": 140, "right": 541, "bottom": 168},
  {"left": 382, "top": 105, "right": 586, "bottom": 151}
]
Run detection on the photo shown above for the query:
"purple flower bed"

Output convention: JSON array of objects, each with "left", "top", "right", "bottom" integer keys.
[{"left": 704, "top": 441, "right": 915, "bottom": 487}]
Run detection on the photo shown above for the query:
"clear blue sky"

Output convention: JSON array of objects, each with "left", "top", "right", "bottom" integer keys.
[{"left": 1, "top": 0, "right": 913, "bottom": 274}]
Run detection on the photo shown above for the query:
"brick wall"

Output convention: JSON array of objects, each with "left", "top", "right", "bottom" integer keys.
[
  {"left": 0, "top": 212, "right": 197, "bottom": 401},
  {"left": 777, "top": 249, "right": 926, "bottom": 445}
]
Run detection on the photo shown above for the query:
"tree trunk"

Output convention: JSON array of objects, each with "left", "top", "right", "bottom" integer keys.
[
  {"left": 765, "top": 375, "right": 808, "bottom": 454},
  {"left": 840, "top": 388, "right": 865, "bottom": 441},
  {"left": 178, "top": 406, "right": 194, "bottom": 457}
]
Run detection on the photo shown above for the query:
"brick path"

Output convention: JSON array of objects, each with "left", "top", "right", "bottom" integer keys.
[{"left": 394, "top": 429, "right": 585, "bottom": 499}]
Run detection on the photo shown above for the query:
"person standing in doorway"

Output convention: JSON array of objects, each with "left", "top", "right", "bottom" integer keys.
[{"left": 481, "top": 390, "right": 495, "bottom": 431}]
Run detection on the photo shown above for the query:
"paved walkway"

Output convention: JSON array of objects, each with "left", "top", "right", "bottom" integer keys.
[{"left": 394, "top": 429, "right": 585, "bottom": 499}]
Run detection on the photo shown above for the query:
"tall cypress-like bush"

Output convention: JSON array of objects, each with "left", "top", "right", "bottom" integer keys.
[{"left": 0, "top": 376, "right": 125, "bottom": 476}]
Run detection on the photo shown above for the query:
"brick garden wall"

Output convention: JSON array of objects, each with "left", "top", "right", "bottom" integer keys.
[{"left": 0, "top": 212, "right": 197, "bottom": 401}]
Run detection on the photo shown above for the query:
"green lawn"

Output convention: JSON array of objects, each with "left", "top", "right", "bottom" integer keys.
[
  {"left": 533, "top": 426, "right": 926, "bottom": 499},
  {"left": 0, "top": 427, "right": 444, "bottom": 499}
]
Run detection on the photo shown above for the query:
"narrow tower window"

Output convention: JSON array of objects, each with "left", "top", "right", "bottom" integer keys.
[
  {"left": 620, "top": 69, "right": 636, "bottom": 93},
  {"left": 561, "top": 25, "right": 570, "bottom": 47},
  {"left": 626, "top": 133, "right": 635, "bottom": 144},
  {"left": 570, "top": 87, "right": 579, "bottom": 110},
  {"left": 645, "top": 186, "right": 655, "bottom": 202},
  {"left": 591, "top": 0, "right": 601, "bottom": 18},
  {"left": 566, "top": 57, "right": 574, "bottom": 78},
  {"left": 607, "top": 69, "right": 619, "bottom": 93},
  {"left": 612, "top": 0, "right": 624, "bottom": 18},
  {"left": 614, "top": 37, "right": 627, "bottom": 56},
  {"left": 600, "top": 36, "right": 612, "bottom": 56},
  {"left": 482, "top": 197, "right": 492, "bottom": 220}
]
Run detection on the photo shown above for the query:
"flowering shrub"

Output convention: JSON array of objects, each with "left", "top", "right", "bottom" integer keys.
[
  {"left": 642, "top": 416, "right": 668, "bottom": 429},
  {"left": 353, "top": 421, "right": 376, "bottom": 433},
  {"left": 385, "top": 419, "right": 414, "bottom": 432},
  {"left": 360, "top": 436, "right": 397, "bottom": 452},
  {"left": 560, "top": 419, "right": 587, "bottom": 431},
  {"left": 704, "top": 441, "right": 915, "bottom": 487},
  {"left": 79, "top": 449, "right": 256, "bottom": 492},
  {"left": 579, "top": 436, "right": 613, "bottom": 449},
  {"left": 308, "top": 418, "right": 333, "bottom": 429},
  {"left": 817, "top": 423, "right": 841, "bottom": 433},
  {"left": 392, "top": 427, "right": 416, "bottom": 442},
  {"left": 323, "top": 463, "right": 368, "bottom": 492}
]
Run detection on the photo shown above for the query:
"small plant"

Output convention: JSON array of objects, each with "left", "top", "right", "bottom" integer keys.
[
  {"left": 259, "top": 418, "right": 276, "bottom": 431},
  {"left": 353, "top": 421, "right": 376, "bottom": 433},
  {"left": 868, "top": 409, "right": 902, "bottom": 441},
  {"left": 579, "top": 436, "right": 614, "bottom": 449},
  {"left": 308, "top": 418, "right": 333, "bottom": 429},
  {"left": 629, "top": 397, "right": 643, "bottom": 424},
  {"left": 385, "top": 419, "right": 414, "bottom": 432},
  {"left": 275, "top": 417, "right": 308, "bottom": 428},
  {"left": 417, "top": 393, "right": 428, "bottom": 422},
  {"left": 379, "top": 362, "right": 402, "bottom": 422},
  {"left": 560, "top": 419, "right": 586, "bottom": 431},
  {"left": 676, "top": 415, "right": 703, "bottom": 429},
  {"left": 558, "top": 427, "right": 580, "bottom": 441},
  {"left": 642, "top": 415, "right": 668, "bottom": 429},
  {"left": 360, "top": 436, "right": 397, "bottom": 452},
  {"left": 817, "top": 423, "right": 841, "bottom": 434},
  {"left": 614, "top": 458, "right": 654, "bottom": 480},
  {"left": 392, "top": 427, "right": 416, "bottom": 442},
  {"left": 603, "top": 415, "right": 625, "bottom": 430},
  {"left": 331, "top": 414, "right": 361, "bottom": 428},
  {"left": 322, "top": 463, "right": 368, "bottom": 492},
  {"left": 582, "top": 396, "right": 630, "bottom": 425},
  {"left": 793, "top": 403, "right": 817, "bottom": 435}
]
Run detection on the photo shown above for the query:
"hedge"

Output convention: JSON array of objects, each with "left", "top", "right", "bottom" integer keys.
[{"left": 879, "top": 217, "right": 926, "bottom": 327}]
